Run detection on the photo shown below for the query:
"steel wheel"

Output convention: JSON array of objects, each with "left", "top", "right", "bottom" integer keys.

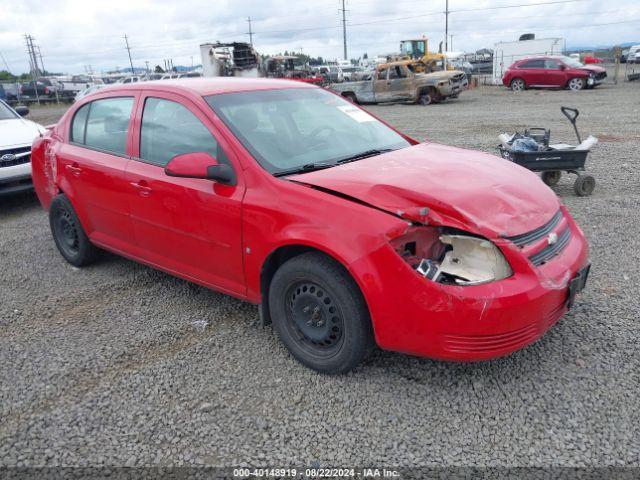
[
  {"left": 53, "top": 208, "right": 80, "bottom": 257},
  {"left": 285, "top": 281, "right": 344, "bottom": 357},
  {"left": 268, "top": 252, "right": 374, "bottom": 374},
  {"left": 419, "top": 92, "right": 434, "bottom": 105},
  {"left": 49, "top": 194, "right": 99, "bottom": 266},
  {"left": 568, "top": 77, "right": 585, "bottom": 91},
  {"left": 511, "top": 78, "right": 526, "bottom": 91}
]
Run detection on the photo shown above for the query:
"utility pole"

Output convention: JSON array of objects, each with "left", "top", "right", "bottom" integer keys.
[
  {"left": 340, "top": 0, "right": 348, "bottom": 60},
  {"left": 449, "top": 34, "right": 454, "bottom": 51},
  {"left": 247, "top": 17, "right": 254, "bottom": 46},
  {"left": 145, "top": 60, "right": 150, "bottom": 73},
  {"left": 24, "top": 34, "right": 41, "bottom": 104},
  {"left": 37, "top": 46, "right": 46, "bottom": 75},
  {"left": 124, "top": 34, "right": 134, "bottom": 75},
  {"left": 444, "top": 0, "right": 449, "bottom": 69},
  {"left": 25, "top": 34, "right": 40, "bottom": 78}
]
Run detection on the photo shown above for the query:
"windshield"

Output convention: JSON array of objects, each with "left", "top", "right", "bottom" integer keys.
[
  {"left": 559, "top": 56, "right": 584, "bottom": 68},
  {"left": 0, "top": 101, "right": 18, "bottom": 120},
  {"left": 206, "top": 88, "right": 410, "bottom": 175}
]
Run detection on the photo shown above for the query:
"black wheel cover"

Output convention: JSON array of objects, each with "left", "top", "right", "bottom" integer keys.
[{"left": 53, "top": 208, "right": 80, "bottom": 257}]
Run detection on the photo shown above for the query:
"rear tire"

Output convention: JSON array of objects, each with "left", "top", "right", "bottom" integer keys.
[
  {"left": 541, "top": 170, "right": 562, "bottom": 186},
  {"left": 574, "top": 174, "right": 595, "bottom": 196},
  {"left": 510, "top": 78, "right": 526, "bottom": 91},
  {"left": 49, "top": 194, "right": 99, "bottom": 267},
  {"left": 268, "top": 252, "right": 374, "bottom": 374},
  {"left": 342, "top": 92, "right": 358, "bottom": 104}
]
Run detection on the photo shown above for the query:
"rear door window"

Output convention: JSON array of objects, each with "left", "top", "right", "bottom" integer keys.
[
  {"left": 72, "top": 97, "right": 134, "bottom": 155},
  {"left": 519, "top": 59, "right": 545, "bottom": 69}
]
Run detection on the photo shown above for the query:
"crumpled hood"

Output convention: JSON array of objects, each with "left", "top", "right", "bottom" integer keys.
[
  {"left": 0, "top": 118, "right": 44, "bottom": 149},
  {"left": 290, "top": 142, "right": 560, "bottom": 237},
  {"left": 579, "top": 65, "right": 606, "bottom": 74}
]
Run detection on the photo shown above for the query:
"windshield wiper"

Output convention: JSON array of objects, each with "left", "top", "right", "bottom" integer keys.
[
  {"left": 273, "top": 162, "right": 335, "bottom": 177},
  {"left": 336, "top": 148, "right": 394, "bottom": 164}
]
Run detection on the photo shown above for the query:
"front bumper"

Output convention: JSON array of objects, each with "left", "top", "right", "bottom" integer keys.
[
  {"left": 0, "top": 162, "right": 33, "bottom": 196},
  {"left": 349, "top": 211, "right": 589, "bottom": 361}
]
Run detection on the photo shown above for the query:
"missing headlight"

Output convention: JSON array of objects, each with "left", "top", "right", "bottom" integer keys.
[{"left": 391, "top": 227, "right": 512, "bottom": 285}]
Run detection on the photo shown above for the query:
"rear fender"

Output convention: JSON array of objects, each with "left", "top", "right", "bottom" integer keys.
[{"left": 31, "top": 133, "right": 57, "bottom": 210}]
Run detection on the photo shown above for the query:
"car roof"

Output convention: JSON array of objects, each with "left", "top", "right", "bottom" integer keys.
[{"left": 98, "top": 77, "right": 314, "bottom": 97}]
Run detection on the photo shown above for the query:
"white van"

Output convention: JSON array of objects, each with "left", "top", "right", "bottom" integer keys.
[{"left": 628, "top": 45, "right": 640, "bottom": 64}]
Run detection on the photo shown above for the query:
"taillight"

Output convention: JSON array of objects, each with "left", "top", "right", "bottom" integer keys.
[{"left": 44, "top": 87, "right": 50, "bottom": 94}]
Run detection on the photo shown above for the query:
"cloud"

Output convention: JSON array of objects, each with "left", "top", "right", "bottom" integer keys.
[{"left": 0, "top": 0, "right": 638, "bottom": 74}]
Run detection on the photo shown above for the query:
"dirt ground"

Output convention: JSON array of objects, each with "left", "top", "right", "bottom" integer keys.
[{"left": 2, "top": 77, "right": 639, "bottom": 469}]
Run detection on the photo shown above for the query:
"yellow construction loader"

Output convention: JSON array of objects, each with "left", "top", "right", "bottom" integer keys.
[{"left": 396, "top": 38, "right": 448, "bottom": 73}]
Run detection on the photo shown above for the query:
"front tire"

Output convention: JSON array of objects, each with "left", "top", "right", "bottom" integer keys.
[
  {"left": 268, "top": 252, "right": 374, "bottom": 374},
  {"left": 49, "top": 194, "right": 99, "bottom": 267},
  {"left": 419, "top": 90, "right": 438, "bottom": 105},
  {"left": 568, "top": 77, "right": 585, "bottom": 91}
]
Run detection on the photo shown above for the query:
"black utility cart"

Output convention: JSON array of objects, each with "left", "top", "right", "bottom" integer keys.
[{"left": 498, "top": 106, "right": 596, "bottom": 196}]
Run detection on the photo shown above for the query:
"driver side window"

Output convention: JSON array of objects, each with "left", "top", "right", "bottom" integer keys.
[
  {"left": 140, "top": 97, "right": 219, "bottom": 167},
  {"left": 377, "top": 68, "right": 388, "bottom": 80}
]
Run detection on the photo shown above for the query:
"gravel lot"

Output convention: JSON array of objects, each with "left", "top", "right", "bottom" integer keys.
[{"left": 1, "top": 78, "right": 639, "bottom": 470}]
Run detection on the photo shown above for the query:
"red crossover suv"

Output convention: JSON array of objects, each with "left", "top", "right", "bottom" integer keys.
[
  {"left": 503, "top": 55, "right": 607, "bottom": 91},
  {"left": 31, "top": 79, "right": 590, "bottom": 373}
]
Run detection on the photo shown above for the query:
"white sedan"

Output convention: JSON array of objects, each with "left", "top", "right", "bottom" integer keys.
[{"left": 0, "top": 101, "right": 46, "bottom": 196}]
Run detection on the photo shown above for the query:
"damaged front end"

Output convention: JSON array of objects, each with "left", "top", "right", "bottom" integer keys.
[{"left": 390, "top": 225, "right": 512, "bottom": 286}]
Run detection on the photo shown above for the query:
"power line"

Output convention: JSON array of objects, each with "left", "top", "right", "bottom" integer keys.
[
  {"left": 0, "top": 51, "right": 12, "bottom": 73},
  {"left": 450, "top": 0, "right": 587, "bottom": 13}
]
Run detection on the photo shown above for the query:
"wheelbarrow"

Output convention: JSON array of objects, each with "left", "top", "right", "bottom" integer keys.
[{"left": 497, "top": 106, "right": 597, "bottom": 196}]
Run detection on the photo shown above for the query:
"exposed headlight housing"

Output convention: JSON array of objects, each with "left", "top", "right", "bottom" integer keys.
[{"left": 391, "top": 227, "right": 512, "bottom": 286}]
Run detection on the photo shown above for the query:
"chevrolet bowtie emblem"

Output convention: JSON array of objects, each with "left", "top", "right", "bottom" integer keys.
[{"left": 547, "top": 232, "right": 558, "bottom": 245}]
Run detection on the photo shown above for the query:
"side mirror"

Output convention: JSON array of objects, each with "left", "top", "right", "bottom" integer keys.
[
  {"left": 559, "top": 64, "right": 566, "bottom": 71},
  {"left": 165, "top": 152, "right": 236, "bottom": 185},
  {"left": 15, "top": 106, "right": 29, "bottom": 117}
]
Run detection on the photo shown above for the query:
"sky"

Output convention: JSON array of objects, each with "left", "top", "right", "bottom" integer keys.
[{"left": 1, "top": 0, "right": 639, "bottom": 75}]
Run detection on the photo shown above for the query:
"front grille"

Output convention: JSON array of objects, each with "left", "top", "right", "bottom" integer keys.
[
  {"left": 505, "top": 210, "right": 562, "bottom": 247},
  {"left": 504, "top": 209, "right": 571, "bottom": 266},
  {"left": 595, "top": 72, "right": 607, "bottom": 80},
  {"left": 529, "top": 227, "right": 571, "bottom": 266},
  {"left": 0, "top": 146, "right": 31, "bottom": 168}
]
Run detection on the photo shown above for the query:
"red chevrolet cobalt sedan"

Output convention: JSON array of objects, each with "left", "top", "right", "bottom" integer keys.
[{"left": 31, "top": 78, "right": 589, "bottom": 373}]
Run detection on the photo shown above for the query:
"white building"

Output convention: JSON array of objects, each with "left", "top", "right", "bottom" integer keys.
[{"left": 492, "top": 37, "right": 563, "bottom": 84}]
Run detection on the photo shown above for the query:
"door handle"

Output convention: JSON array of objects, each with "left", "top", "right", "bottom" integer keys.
[
  {"left": 130, "top": 181, "right": 152, "bottom": 197},
  {"left": 65, "top": 164, "right": 82, "bottom": 177}
]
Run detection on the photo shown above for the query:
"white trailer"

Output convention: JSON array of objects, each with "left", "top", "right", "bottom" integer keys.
[{"left": 492, "top": 37, "right": 563, "bottom": 84}]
